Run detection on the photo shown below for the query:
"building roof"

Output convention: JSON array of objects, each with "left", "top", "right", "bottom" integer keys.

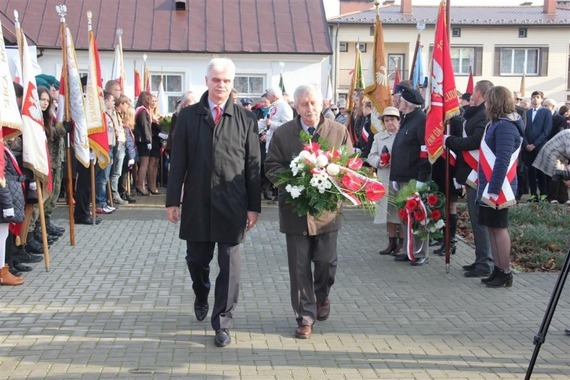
[
  {"left": 329, "top": 5, "right": 570, "bottom": 26},
  {"left": 0, "top": 0, "right": 332, "bottom": 54}
]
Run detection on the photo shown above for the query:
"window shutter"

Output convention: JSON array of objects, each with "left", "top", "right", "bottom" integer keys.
[
  {"left": 540, "top": 47, "right": 549, "bottom": 76},
  {"left": 475, "top": 47, "right": 483, "bottom": 76},
  {"left": 494, "top": 47, "right": 501, "bottom": 76}
]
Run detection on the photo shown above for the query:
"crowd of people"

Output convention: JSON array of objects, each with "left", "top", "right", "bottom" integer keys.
[
  {"left": 1, "top": 77, "right": 197, "bottom": 286},
  {"left": 3, "top": 55, "right": 569, "bottom": 345}
]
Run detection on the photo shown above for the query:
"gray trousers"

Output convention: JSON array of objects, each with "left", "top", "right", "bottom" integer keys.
[
  {"left": 285, "top": 232, "right": 338, "bottom": 327},
  {"left": 466, "top": 186, "right": 494, "bottom": 272},
  {"left": 185, "top": 241, "right": 241, "bottom": 331}
]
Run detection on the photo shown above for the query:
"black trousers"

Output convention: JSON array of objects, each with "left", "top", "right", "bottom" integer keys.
[
  {"left": 285, "top": 232, "right": 338, "bottom": 327},
  {"left": 73, "top": 163, "right": 91, "bottom": 220},
  {"left": 185, "top": 241, "right": 241, "bottom": 331}
]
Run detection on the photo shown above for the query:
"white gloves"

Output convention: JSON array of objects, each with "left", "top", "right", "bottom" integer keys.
[
  {"left": 147, "top": 143, "right": 152, "bottom": 151},
  {"left": 416, "top": 181, "right": 425, "bottom": 190},
  {"left": 29, "top": 181, "right": 37, "bottom": 191},
  {"left": 158, "top": 132, "right": 168, "bottom": 140},
  {"left": 128, "top": 159, "right": 135, "bottom": 167},
  {"left": 90, "top": 151, "right": 97, "bottom": 164},
  {"left": 3, "top": 208, "right": 14, "bottom": 218}
]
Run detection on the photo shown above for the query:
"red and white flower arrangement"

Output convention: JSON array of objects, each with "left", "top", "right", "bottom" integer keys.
[
  {"left": 274, "top": 132, "right": 386, "bottom": 217},
  {"left": 393, "top": 180, "right": 446, "bottom": 242}
]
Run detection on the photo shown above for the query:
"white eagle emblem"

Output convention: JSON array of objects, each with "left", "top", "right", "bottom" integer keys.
[
  {"left": 431, "top": 61, "right": 444, "bottom": 96},
  {"left": 375, "top": 65, "right": 389, "bottom": 87},
  {"left": 27, "top": 94, "right": 44, "bottom": 123}
]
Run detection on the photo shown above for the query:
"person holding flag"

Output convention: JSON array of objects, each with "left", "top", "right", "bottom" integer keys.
[{"left": 444, "top": 80, "right": 495, "bottom": 278}]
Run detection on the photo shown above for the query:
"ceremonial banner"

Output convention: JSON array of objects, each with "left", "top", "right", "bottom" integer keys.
[
  {"left": 412, "top": 45, "right": 425, "bottom": 90},
  {"left": 392, "top": 68, "right": 401, "bottom": 94},
  {"left": 465, "top": 68, "right": 474, "bottom": 94},
  {"left": 157, "top": 75, "right": 168, "bottom": 115},
  {"left": 85, "top": 22, "right": 109, "bottom": 168},
  {"left": 111, "top": 44, "right": 125, "bottom": 92},
  {"left": 364, "top": 8, "right": 392, "bottom": 135},
  {"left": 57, "top": 27, "right": 90, "bottom": 168},
  {"left": 0, "top": 19, "right": 23, "bottom": 141},
  {"left": 279, "top": 72, "right": 286, "bottom": 95},
  {"left": 425, "top": 0, "right": 460, "bottom": 164},
  {"left": 134, "top": 65, "right": 142, "bottom": 97},
  {"left": 346, "top": 47, "right": 365, "bottom": 115},
  {"left": 15, "top": 17, "right": 50, "bottom": 188},
  {"left": 144, "top": 64, "right": 151, "bottom": 93}
]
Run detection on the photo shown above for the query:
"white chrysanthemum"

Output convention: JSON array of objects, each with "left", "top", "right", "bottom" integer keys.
[
  {"left": 326, "top": 163, "right": 340, "bottom": 176},
  {"left": 290, "top": 157, "right": 304, "bottom": 176},
  {"left": 285, "top": 184, "right": 305, "bottom": 199}
]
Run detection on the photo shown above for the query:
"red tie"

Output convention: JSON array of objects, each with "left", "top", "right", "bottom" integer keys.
[{"left": 214, "top": 106, "right": 222, "bottom": 124}]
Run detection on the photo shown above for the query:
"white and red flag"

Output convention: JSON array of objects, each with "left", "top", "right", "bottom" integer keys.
[
  {"left": 14, "top": 14, "right": 51, "bottom": 190},
  {"left": 85, "top": 20, "right": 109, "bottom": 168},
  {"left": 425, "top": 0, "right": 460, "bottom": 164},
  {"left": 0, "top": 18, "right": 23, "bottom": 143},
  {"left": 56, "top": 27, "right": 91, "bottom": 168}
]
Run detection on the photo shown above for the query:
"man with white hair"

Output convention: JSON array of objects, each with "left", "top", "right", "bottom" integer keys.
[
  {"left": 265, "top": 85, "right": 353, "bottom": 340},
  {"left": 263, "top": 87, "right": 294, "bottom": 150},
  {"left": 166, "top": 58, "right": 261, "bottom": 348}
]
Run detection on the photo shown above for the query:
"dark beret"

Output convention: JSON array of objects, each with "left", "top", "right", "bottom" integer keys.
[{"left": 401, "top": 87, "right": 424, "bottom": 105}]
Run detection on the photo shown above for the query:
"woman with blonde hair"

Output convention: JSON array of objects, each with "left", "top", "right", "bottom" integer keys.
[{"left": 119, "top": 106, "right": 138, "bottom": 203}]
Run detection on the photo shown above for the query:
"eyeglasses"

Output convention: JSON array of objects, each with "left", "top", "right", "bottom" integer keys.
[{"left": 331, "top": 108, "right": 338, "bottom": 111}]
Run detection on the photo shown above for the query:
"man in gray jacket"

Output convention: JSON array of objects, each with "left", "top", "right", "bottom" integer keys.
[{"left": 266, "top": 85, "right": 353, "bottom": 339}]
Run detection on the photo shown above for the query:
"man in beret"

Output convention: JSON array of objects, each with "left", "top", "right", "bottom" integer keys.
[{"left": 389, "top": 87, "right": 432, "bottom": 266}]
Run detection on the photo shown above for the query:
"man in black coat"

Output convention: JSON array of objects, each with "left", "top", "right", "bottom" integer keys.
[
  {"left": 166, "top": 58, "right": 261, "bottom": 347},
  {"left": 444, "top": 80, "right": 494, "bottom": 278},
  {"left": 390, "top": 87, "right": 432, "bottom": 266}
]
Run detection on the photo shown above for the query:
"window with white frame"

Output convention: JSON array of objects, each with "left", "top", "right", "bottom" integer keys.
[
  {"left": 451, "top": 47, "right": 474, "bottom": 75},
  {"left": 234, "top": 75, "right": 265, "bottom": 98},
  {"left": 150, "top": 74, "right": 183, "bottom": 113},
  {"left": 500, "top": 48, "right": 540, "bottom": 75}
]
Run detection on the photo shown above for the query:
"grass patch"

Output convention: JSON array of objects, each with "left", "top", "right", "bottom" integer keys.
[{"left": 457, "top": 202, "right": 569, "bottom": 272}]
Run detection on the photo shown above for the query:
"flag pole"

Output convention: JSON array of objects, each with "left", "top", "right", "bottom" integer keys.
[
  {"left": 444, "top": 0, "right": 452, "bottom": 273},
  {"left": 87, "top": 11, "right": 98, "bottom": 225},
  {"left": 408, "top": 22, "right": 425, "bottom": 82},
  {"left": 57, "top": 4, "right": 75, "bottom": 246},
  {"left": 15, "top": 10, "right": 51, "bottom": 271}
]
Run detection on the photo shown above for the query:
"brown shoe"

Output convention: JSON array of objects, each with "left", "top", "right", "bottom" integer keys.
[
  {"left": 316, "top": 298, "right": 330, "bottom": 321},
  {"left": 294, "top": 325, "right": 312, "bottom": 339},
  {"left": 0, "top": 265, "right": 24, "bottom": 286}
]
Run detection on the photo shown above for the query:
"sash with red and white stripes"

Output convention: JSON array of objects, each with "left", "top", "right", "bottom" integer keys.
[
  {"left": 478, "top": 127, "right": 521, "bottom": 209},
  {"left": 462, "top": 122, "right": 480, "bottom": 189},
  {"left": 361, "top": 126, "right": 369, "bottom": 143},
  {"left": 405, "top": 192, "right": 427, "bottom": 261}
]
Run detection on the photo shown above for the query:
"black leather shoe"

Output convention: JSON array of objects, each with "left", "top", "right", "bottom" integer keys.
[
  {"left": 9, "top": 266, "right": 22, "bottom": 277},
  {"left": 25, "top": 239, "right": 43, "bottom": 254},
  {"left": 16, "top": 251, "right": 43, "bottom": 263},
  {"left": 464, "top": 269, "right": 491, "bottom": 278},
  {"left": 462, "top": 263, "right": 476, "bottom": 271},
  {"left": 410, "top": 257, "right": 429, "bottom": 266},
  {"left": 13, "top": 262, "right": 33, "bottom": 272},
  {"left": 46, "top": 222, "right": 64, "bottom": 237},
  {"left": 394, "top": 253, "right": 410, "bottom": 262},
  {"left": 75, "top": 217, "right": 102, "bottom": 225},
  {"left": 214, "top": 329, "right": 231, "bottom": 347},
  {"left": 194, "top": 302, "right": 209, "bottom": 321}
]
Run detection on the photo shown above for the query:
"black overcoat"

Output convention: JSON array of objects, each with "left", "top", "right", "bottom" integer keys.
[{"left": 165, "top": 91, "right": 261, "bottom": 244}]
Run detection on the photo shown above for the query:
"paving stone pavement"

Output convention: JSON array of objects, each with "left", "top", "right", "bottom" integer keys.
[{"left": 1, "top": 194, "right": 569, "bottom": 379}]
